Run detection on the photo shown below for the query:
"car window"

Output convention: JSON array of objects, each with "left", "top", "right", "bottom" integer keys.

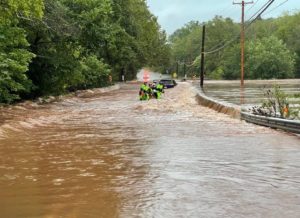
[{"left": 161, "top": 80, "right": 172, "bottom": 84}]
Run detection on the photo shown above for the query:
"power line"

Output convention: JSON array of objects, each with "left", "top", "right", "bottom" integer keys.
[
  {"left": 219, "top": 5, "right": 241, "bottom": 21},
  {"left": 246, "top": 0, "right": 260, "bottom": 12},
  {"left": 204, "top": 38, "right": 230, "bottom": 53},
  {"left": 263, "top": 0, "right": 289, "bottom": 16},
  {"left": 246, "top": 0, "right": 272, "bottom": 22},
  {"left": 247, "top": 0, "right": 275, "bottom": 26},
  {"left": 204, "top": 36, "right": 239, "bottom": 54},
  {"left": 214, "top": 2, "right": 235, "bottom": 17},
  {"left": 201, "top": 1, "right": 254, "bottom": 54},
  {"left": 203, "top": 0, "right": 275, "bottom": 55}
]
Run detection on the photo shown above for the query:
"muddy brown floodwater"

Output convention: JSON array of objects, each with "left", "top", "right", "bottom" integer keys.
[{"left": 0, "top": 83, "right": 299, "bottom": 218}]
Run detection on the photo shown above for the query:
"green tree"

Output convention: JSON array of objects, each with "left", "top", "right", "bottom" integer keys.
[
  {"left": 222, "top": 43, "right": 240, "bottom": 79},
  {"left": 169, "top": 21, "right": 202, "bottom": 75},
  {"left": 109, "top": 0, "right": 170, "bottom": 79},
  {"left": 22, "top": 0, "right": 82, "bottom": 96},
  {"left": 246, "top": 36, "right": 295, "bottom": 79},
  {"left": 78, "top": 55, "right": 110, "bottom": 89},
  {"left": 0, "top": 0, "right": 44, "bottom": 103},
  {"left": 205, "top": 16, "right": 239, "bottom": 78},
  {"left": 0, "top": 0, "right": 171, "bottom": 102},
  {"left": 222, "top": 36, "right": 295, "bottom": 79},
  {"left": 170, "top": 13, "right": 300, "bottom": 80},
  {"left": 274, "top": 12, "right": 300, "bottom": 78},
  {"left": 169, "top": 17, "right": 239, "bottom": 78}
]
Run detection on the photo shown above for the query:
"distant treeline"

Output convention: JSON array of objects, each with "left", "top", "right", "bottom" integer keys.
[
  {"left": 0, "top": 0, "right": 170, "bottom": 103},
  {"left": 169, "top": 13, "right": 300, "bottom": 80}
]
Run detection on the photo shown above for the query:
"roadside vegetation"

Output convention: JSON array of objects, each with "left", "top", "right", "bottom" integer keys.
[
  {"left": 251, "top": 85, "right": 299, "bottom": 120},
  {"left": 1, "top": 1, "right": 299, "bottom": 105},
  {"left": 0, "top": 0, "right": 170, "bottom": 104},
  {"left": 169, "top": 13, "right": 300, "bottom": 80}
]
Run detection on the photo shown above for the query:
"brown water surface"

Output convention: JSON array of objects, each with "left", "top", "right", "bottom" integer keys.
[
  {"left": 201, "top": 79, "right": 300, "bottom": 109},
  {"left": 0, "top": 83, "right": 299, "bottom": 218}
]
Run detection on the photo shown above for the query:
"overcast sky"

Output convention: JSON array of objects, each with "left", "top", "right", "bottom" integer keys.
[{"left": 146, "top": 0, "right": 299, "bottom": 34}]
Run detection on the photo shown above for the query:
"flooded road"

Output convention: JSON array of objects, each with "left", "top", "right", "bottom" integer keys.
[
  {"left": 202, "top": 79, "right": 300, "bottom": 109},
  {"left": 0, "top": 83, "right": 299, "bottom": 218}
]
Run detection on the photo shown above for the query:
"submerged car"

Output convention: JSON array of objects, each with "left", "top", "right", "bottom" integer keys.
[{"left": 159, "top": 79, "right": 177, "bottom": 88}]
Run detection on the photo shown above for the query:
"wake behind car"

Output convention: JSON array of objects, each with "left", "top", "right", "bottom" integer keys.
[{"left": 159, "top": 79, "right": 177, "bottom": 88}]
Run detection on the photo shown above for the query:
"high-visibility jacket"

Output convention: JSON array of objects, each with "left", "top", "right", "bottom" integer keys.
[
  {"left": 140, "top": 84, "right": 150, "bottom": 92},
  {"left": 156, "top": 84, "right": 164, "bottom": 92}
]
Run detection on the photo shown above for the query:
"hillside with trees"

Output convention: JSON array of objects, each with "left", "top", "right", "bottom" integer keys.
[
  {"left": 0, "top": 0, "right": 170, "bottom": 103},
  {"left": 169, "top": 13, "right": 300, "bottom": 80},
  {"left": 1, "top": 0, "right": 299, "bottom": 105}
]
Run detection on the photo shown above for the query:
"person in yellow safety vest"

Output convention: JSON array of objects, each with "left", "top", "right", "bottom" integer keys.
[
  {"left": 139, "top": 82, "right": 151, "bottom": 100},
  {"left": 154, "top": 83, "right": 164, "bottom": 99}
]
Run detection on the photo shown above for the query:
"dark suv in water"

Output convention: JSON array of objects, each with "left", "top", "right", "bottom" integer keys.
[{"left": 158, "top": 79, "right": 177, "bottom": 88}]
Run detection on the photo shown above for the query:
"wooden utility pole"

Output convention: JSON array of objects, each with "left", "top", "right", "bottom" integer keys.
[
  {"left": 183, "top": 62, "right": 186, "bottom": 80},
  {"left": 200, "top": 25, "right": 206, "bottom": 87},
  {"left": 233, "top": 1, "right": 253, "bottom": 87}
]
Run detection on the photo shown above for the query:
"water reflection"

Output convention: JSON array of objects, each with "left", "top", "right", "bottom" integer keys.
[
  {"left": 201, "top": 79, "right": 300, "bottom": 109},
  {"left": 0, "top": 83, "right": 299, "bottom": 217}
]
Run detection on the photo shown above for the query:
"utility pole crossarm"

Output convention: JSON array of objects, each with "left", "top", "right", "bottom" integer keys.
[{"left": 233, "top": 1, "right": 254, "bottom": 5}]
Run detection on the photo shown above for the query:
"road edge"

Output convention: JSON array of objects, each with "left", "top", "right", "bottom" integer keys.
[{"left": 193, "top": 83, "right": 300, "bottom": 134}]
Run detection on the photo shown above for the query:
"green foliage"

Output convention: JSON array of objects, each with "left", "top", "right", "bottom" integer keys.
[
  {"left": 0, "top": 0, "right": 43, "bottom": 103},
  {"left": 274, "top": 12, "right": 300, "bottom": 78},
  {"left": 169, "top": 16, "right": 239, "bottom": 78},
  {"left": 210, "top": 67, "right": 224, "bottom": 80},
  {"left": 253, "top": 85, "right": 299, "bottom": 119},
  {"left": 263, "top": 85, "right": 289, "bottom": 118},
  {"left": 222, "top": 36, "right": 295, "bottom": 79},
  {"left": 79, "top": 56, "right": 110, "bottom": 89},
  {"left": 205, "top": 17, "right": 240, "bottom": 76},
  {"left": 169, "top": 21, "right": 202, "bottom": 75},
  {"left": 0, "top": 0, "right": 44, "bottom": 23},
  {"left": 170, "top": 21, "right": 202, "bottom": 62},
  {"left": 170, "top": 13, "right": 300, "bottom": 80},
  {"left": 0, "top": 37, "right": 34, "bottom": 103},
  {"left": 246, "top": 19, "right": 277, "bottom": 40},
  {"left": 24, "top": 0, "right": 111, "bottom": 96},
  {"left": 0, "top": 0, "right": 169, "bottom": 102},
  {"left": 28, "top": 43, "right": 85, "bottom": 96},
  {"left": 222, "top": 43, "right": 240, "bottom": 79},
  {"left": 246, "top": 36, "right": 295, "bottom": 79},
  {"left": 109, "top": 0, "right": 170, "bottom": 79}
]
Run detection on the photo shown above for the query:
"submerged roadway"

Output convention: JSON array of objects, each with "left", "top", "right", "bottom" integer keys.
[{"left": 0, "top": 82, "right": 299, "bottom": 217}]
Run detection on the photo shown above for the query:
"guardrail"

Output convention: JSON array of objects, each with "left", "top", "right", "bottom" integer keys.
[
  {"left": 195, "top": 87, "right": 241, "bottom": 119},
  {"left": 195, "top": 85, "right": 300, "bottom": 134},
  {"left": 241, "top": 111, "right": 300, "bottom": 134}
]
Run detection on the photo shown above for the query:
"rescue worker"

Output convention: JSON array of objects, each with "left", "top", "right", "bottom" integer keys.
[
  {"left": 154, "top": 82, "right": 164, "bottom": 99},
  {"left": 149, "top": 82, "right": 156, "bottom": 89},
  {"left": 139, "top": 82, "right": 151, "bottom": 100}
]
